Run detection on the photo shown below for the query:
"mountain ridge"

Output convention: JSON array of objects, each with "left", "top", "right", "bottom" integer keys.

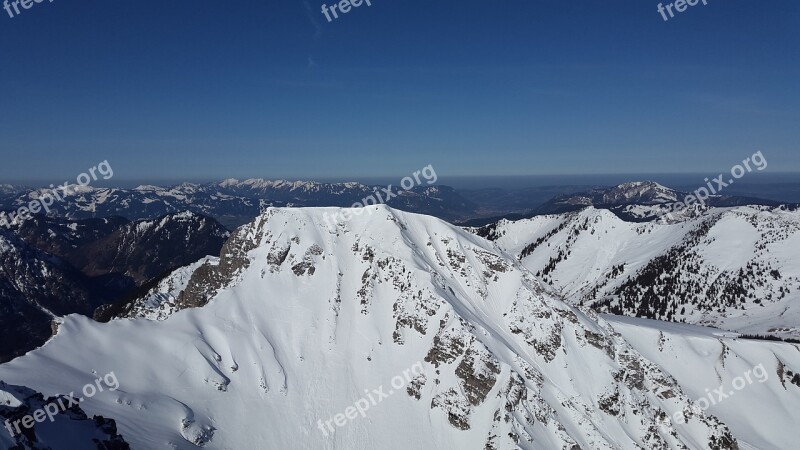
[
  {"left": 1, "top": 206, "right": 796, "bottom": 448},
  {"left": 476, "top": 204, "right": 800, "bottom": 339}
]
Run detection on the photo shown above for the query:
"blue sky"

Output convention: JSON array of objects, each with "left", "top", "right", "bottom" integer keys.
[{"left": 0, "top": 0, "right": 798, "bottom": 182}]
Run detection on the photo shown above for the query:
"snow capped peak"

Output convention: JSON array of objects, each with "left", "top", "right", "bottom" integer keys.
[
  {"left": 173, "top": 182, "right": 200, "bottom": 190},
  {"left": 215, "top": 178, "right": 373, "bottom": 195},
  {"left": 0, "top": 184, "right": 26, "bottom": 195},
  {"left": 602, "top": 180, "right": 679, "bottom": 204},
  {"left": 217, "top": 178, "right": 241, "bottom": 187},
  {"left": 133, "top": 184, "right": 163, "bottom": 191},
  {"left": 64, "top": 184, "right": 95, "bottom": 194},
  {"left": 133, "top": 210, "right": 223, "bottom": 234},
  {"left": 536, "top": 181, "right": 694, "bottom": 217},
  {"left": 2, "top": 205, "right": 787, "bottom": 449},
  {"left": 240, "top": 178, "right": 279, "bottom": 188},
  {"left": 483, "top": 204, "right": 800, "bottom": 339},
  {"left": 235, "top": 178, "right": 373, "bottom": 193},
  {"left": 244, "top": 179, "right": 316, "bottom": 190},
  {"left": 612, "top": 180, "right": 671, "bottom": 193}
]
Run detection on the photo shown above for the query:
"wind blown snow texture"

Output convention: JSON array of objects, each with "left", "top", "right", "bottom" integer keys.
[{"left": 0, "top": 206, "right": 797, "bottom": 449}]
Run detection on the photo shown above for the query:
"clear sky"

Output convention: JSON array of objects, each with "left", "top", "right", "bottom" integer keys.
[{"left": 0, "top": 0, "right": 798, "bottom": 182}]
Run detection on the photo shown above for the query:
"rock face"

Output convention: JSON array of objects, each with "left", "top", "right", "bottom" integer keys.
[
  {"left": 96, "top": 256, "right": 220, "bottom": 322},
  {"left": 475, "top": 205, "right": 800, "bottom": 339},
  {"left": 1, "top": 206, "right": 796, "bottom": 449}
]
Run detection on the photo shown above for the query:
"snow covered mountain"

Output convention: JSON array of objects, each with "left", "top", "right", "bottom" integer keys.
[
  {"left": 476, "top": 205, "right": 800, "bottom": 339},
  {"left": 0, "top": 185, "right": 28, "bottom": 208},
  {"left": 533, "top": 182, "right": 783, "bottom": 220},
  {"left": 96, "top": 256, "right": 220, "bottom": 322},
  {"left": 4, "top": 183, "right": 267, "bottom": 230},
  {"left": 1, "top": 180, "right": 477, "bottom": 229},
  {"left": 553, "top": 181, "right": 682, "bottom": 207},
  {"left": 0, "top": 206, "right": 798, "bottom": 449}
]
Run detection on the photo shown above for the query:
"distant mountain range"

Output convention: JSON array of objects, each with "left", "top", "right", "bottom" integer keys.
[
  {"left": 2, "top": 179, "right": 794, "bottom": 230},
  {"left": 0, "top": 179, "right": 478, "bottom": 229},
  {"left": 535, "top": 181, "right": 785, "bottom": 220},
  {"left": 460, "top": 181, "right": 793, "bottom": 226}
]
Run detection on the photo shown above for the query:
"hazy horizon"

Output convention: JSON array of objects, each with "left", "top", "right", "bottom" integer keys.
[{"left": 6, "top": 172, "right": 800, "bottom": 203}]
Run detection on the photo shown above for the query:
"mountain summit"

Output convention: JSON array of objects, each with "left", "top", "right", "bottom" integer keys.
[
  {"left": 533, "top": 181, "right": 783, "bottom": 221},
  {"left": 0, "top": 206, "right": 796, "bottom": 449}
]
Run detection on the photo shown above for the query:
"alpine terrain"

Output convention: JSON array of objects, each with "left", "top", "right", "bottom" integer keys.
[
  {"left": 0, "top": 206, "right": 798, "bottom": 449},
  {"left": 0, "top": 212, "right": 229, "bottom": 363},
  {"left": 476, "top": 203, "right": 800, "bottom": 339}
]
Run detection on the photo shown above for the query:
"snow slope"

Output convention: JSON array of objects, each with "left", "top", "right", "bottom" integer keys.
[
  {"left": 0, "top": 206, "right": 796, "bottom": 449},
  {"left": 603, "top": 314, "right": 800, "bottom": 450},
  {"left": 480, "top": 206, "right": 800, "bottom": 338}
]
